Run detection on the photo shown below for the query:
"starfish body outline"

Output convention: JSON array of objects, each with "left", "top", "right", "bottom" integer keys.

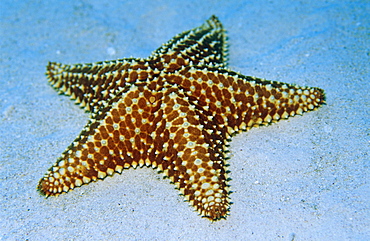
[{"left": 38, "top": 16, "right": 325, "bottom": 221}]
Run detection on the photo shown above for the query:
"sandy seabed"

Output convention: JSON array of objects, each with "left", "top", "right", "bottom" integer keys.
[{"left": 1, "top": 0, "right": 369, "bottom": 240}]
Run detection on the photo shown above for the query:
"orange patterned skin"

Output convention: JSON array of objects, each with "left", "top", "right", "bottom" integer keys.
[{"left": 38, "top": 16, "right": 325, "bottom": 221}]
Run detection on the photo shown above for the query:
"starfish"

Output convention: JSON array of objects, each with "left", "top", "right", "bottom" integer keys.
[{"left": 38, "top": 15, "right": 325, "bottom": 221}]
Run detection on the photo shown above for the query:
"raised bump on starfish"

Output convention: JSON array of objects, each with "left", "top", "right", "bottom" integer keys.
[{"left": 38, "top": 15, "right": 325, "bottom": 221}]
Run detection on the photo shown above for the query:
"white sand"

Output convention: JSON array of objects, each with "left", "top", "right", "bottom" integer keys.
[{"left": 1, "top": 0, "right": 369, "bottom": 240}]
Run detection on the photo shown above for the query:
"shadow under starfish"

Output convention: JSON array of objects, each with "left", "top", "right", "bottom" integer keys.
[{"left": 38, "top": 15, "right": 325, "bottom": 221}]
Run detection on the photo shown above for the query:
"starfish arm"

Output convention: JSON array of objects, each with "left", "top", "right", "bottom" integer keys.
[
  {"left": 147, "top": 86, "right": 231, "bottom": 221},
  {"left": 166, "top": 66, "right": 325, "bottom": 135},
  {"left": 46, "top": 59, "right": 159, "bottom": 113},
  {"left": 38, "top": 83, "right": 159, "bottom": 196},
  {"left": 150, "top": 15, "right": 228, "bottom": 71}
]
